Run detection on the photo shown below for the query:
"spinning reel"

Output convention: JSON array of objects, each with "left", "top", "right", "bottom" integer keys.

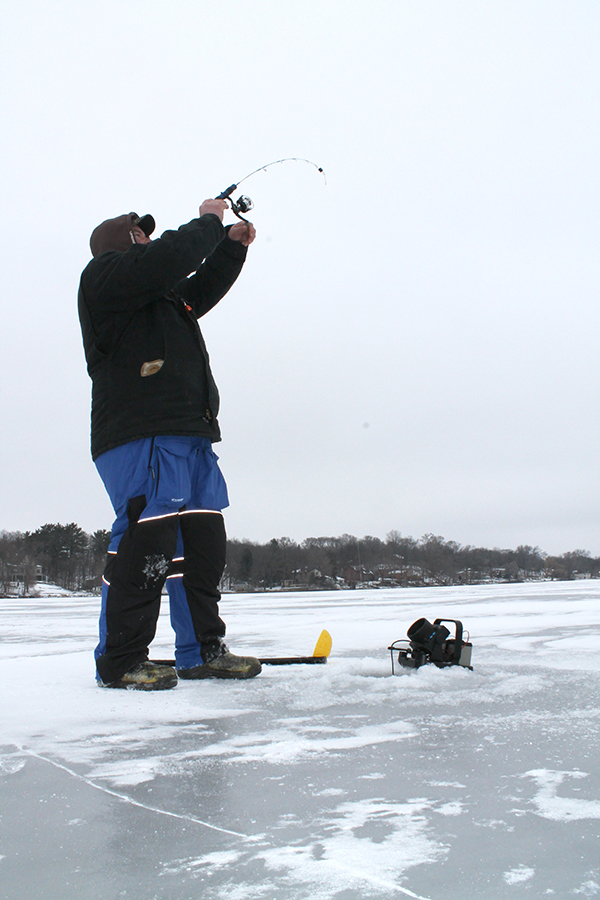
[{"left": 215, "top": 185, "right": 254, "bottom": 222}]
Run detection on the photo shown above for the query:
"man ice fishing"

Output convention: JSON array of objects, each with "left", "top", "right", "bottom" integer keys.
[{"left": 78, "top": 199, "right": 261, "bottom": 690}]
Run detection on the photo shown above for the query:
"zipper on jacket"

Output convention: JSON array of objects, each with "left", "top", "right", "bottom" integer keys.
[{"left": 148, "top": 437, "right": 156, "bottom": 480}]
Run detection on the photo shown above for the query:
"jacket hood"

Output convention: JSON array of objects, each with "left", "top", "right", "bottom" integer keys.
[{"left": 90, "top": 212, "right": 155, "bottom": 258}]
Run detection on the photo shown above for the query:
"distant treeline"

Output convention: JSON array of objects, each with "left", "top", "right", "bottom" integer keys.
[
  {"left": 1, "top": 525, "right": 598, "bottom": 595},
  {"left": 225, "top": 532, "right": 599, "bottom": 590},
  {"left": 0, "top": 524, "right": 110, "bottom": 594}
]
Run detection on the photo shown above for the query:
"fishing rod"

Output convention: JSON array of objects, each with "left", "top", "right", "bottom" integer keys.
[{"left": 215, "top": 157, "right": 326, "bottom": 222}]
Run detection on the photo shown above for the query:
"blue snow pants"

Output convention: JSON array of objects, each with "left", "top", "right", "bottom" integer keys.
[{"left": 94, "top": 435, "right": 229, "bottom": 684}]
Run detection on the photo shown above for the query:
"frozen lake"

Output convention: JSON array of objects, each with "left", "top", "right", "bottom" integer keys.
[{"left": 1, "top": 581, "right": 600, "bottom": 899}]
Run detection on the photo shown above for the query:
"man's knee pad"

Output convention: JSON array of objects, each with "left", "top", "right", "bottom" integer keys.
[
  {"left": 109, "top": 500, "right": 180, "bottom": 594},
  {"left": 178, "top": 511, "right": 226, "bottom": 588}
]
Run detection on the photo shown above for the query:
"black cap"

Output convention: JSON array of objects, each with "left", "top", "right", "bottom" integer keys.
[{"left": 131, "top": 213, "right": 155, "bottom": 237}]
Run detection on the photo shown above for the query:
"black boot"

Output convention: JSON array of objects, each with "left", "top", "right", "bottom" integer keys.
[
  {"left": 102, "top": 660, "right": 178, "bottom": 690},
  {"left": 178, "top": 638, "right": 261, "bottom": 680}
]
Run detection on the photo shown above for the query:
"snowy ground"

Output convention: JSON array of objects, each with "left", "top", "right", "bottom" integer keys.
[{"left": 1, "top": 581, "right": 600, "bottom": 900}]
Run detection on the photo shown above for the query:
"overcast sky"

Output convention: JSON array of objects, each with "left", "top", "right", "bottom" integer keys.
[{"left": 1, "top": 0, "right": 599, "bottom": 554}]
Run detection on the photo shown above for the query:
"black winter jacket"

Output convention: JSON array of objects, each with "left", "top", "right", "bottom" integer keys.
[{"left": 78, "top": 215, "right": 246, "bottom": 460}]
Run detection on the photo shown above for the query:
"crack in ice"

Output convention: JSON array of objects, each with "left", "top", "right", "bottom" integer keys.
[{"left": 18, "top": 747, "right": 257, "bottom": 840}]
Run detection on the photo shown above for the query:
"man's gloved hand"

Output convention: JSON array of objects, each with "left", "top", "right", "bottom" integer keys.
[
  {"left": 199, "top": 199, "right": 228, "bottom": 221},
  {"left": 227, "top": 221, "right": 256, "bottom": 247}
]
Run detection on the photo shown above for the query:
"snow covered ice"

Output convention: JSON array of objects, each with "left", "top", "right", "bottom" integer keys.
[{"left": 1, "top": 581, "right": 600, "bottom": 899}]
